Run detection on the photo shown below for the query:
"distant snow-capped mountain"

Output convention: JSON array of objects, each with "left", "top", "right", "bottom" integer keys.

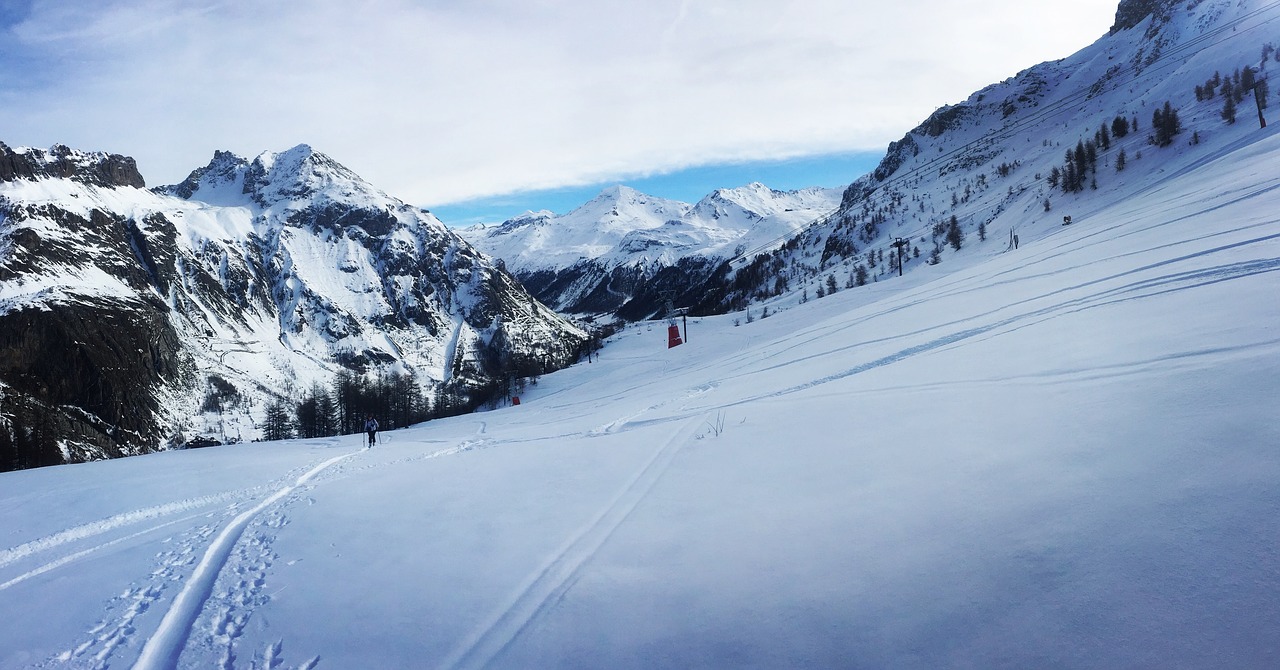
[
  {"left": 0, "top": 142, "right": 586, "bottom": 468},
  {"left": 460, "top": 182, "right": 840, "bottom": 318}
]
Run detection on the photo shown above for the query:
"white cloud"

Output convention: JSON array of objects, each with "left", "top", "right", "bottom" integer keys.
[{"left": 0, "top": 0, "right": 1119, "bottom": 205}]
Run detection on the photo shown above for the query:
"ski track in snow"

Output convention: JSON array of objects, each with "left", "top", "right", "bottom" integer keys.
[
  {"left": 438, "top": 415, "right": 703, "bottom": 670},
  {"left": 775, "top": 264, "right": 1272, "bottom": 403},
  {"left": 0, "top": 490, "right": 255, "bottom": 574},
  {"left": 43, "top": 518, "right": 224, "bottom": 670},
  {"left": 187, "top": 507, "right": 322, "bottom": 670},
  {"left": 130, "top": 449, "right": 363, "bottom": 670},
  {"left": 712, "top": 238, "right": 1280, "bottom": 405},
  {"left": 10, "top": 445, "right": 412, "bottom": 670},
  {"left": 0, "top": 512, "right": 207, "bottom": 594},
  {"left": 0, "top": 475, "right": 340, "bottom": 669}
]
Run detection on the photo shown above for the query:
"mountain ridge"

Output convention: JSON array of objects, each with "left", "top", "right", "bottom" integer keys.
[
  {"left": 459, "top": 181, "right": 841, "bottom": 318},
  {"left": 0, "top": 144, "right": 587, "bottom": 468}
]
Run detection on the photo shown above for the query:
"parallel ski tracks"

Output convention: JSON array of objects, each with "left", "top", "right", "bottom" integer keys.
[{"left": 438, "top": 416, "right": 700, "bottom": 670}]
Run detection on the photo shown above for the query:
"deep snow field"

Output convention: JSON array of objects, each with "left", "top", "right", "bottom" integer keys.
[{"left": 2, "top": 127, "right": 1279, "bottom": 668}]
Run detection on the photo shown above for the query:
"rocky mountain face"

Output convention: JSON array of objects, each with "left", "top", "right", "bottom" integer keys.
[
  {"left": 0, "top": 143, "right": 586, "bottom": 470},
  {"left": 461, "top": 183, "right": 840, "bottom": 320}
]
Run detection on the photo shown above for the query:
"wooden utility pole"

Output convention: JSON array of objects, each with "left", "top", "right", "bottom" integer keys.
[
  {"left": 891, "top": 238, "right": 910, "bottom": 277},
  {"left": 1252, "top": 79, "right": 1268, "bottom": 129}
]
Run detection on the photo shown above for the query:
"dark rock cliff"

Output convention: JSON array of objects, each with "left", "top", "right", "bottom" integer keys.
[
  {"left": 1111, "top": 0, "right": 1180, "bottom": 33},
  {"left": 0, "top": 142, "right": 145, "bottom": 188}
]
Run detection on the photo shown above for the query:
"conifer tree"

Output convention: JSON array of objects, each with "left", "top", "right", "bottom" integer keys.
[
  {"left": 1063, "top": 160, "right": 1079, "bottom": 194},
  {"left": 263, "top": 398, "right": 294, "bottom": 441},
  {"left": 0, "top": 418, "right": 17, "bottom": 472},
  {"left": 1153, "top": 101, "right": 1180, "bottom": 147},
  {"left": 1222, "top": 94, "right": 1237, "bottom": 124},
  {"left": 1112, "top": 115, "right": 1130, "bottom": 138},
  {"left": 946, "top": 215, "right": 964, "bottom": 251}
]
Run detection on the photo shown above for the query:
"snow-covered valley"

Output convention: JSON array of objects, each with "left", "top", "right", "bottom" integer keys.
[{"left": 2, "top": 117, "right": 1277, "bottom": 668}]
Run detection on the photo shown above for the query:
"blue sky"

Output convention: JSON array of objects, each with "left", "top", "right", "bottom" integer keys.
[
  {"left": 0, "top": 1, "right": 1120, "bottom": 211},
  {"left": 430, "top": 150, "right": 880, "bottom": 226}
]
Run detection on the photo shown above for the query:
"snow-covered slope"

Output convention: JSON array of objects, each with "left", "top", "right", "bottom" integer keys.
[
  {"left": 1, "top": 106, "right": 1276, "bottom": 668},
  {"left": 0, "top": 144, "right": 586, "bottom": 466},
  {"left": 669, "top": 0, "right": 1280, "bottom": 318},
  {"left": 460, "top": 183, "right": 840, "bottom": 317}
]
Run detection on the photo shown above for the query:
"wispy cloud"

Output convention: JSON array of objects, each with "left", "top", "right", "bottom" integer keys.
[{"left": 0, "top": 0, "right": 1118, "bottom": 205}]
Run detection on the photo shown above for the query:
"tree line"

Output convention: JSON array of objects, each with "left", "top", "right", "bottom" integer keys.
[
  {"left": 260, "top": 369, "right": 492, "bottom": 442},
  {"left": 0, "top": 401, "right": 63, "bottom": 471}
]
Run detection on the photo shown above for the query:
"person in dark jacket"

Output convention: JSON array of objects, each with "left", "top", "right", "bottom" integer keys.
[{"left": 364, "top": 416, "right": 379, "bottom": 447}]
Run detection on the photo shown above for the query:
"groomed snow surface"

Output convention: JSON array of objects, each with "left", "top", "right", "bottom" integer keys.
[{"left": 3, "top": 129, "right": 1279, "bottom": 668}]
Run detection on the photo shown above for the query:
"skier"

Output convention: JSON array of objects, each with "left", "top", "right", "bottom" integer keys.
[{"left": 364, "top": 415, "right": 379, "bottom": 447}]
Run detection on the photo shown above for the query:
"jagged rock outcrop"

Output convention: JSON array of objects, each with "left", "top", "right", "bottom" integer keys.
[
  {"left": 0, "top": 142, "right": 144, "bottom": 188},
  {"left": 1111, "top": 0, "right": 1180, "bottom": 33}
]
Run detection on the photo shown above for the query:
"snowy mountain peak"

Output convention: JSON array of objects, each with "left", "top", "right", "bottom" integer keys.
[
  {"left": 241, "top": 144, "right": 385, "bottom": 210},
  {"left": 460, "top": 182, "right": 840, "bottom": 317},
  {"left": 159, "top": 144, "right": 388, "bottom": 213},
  {"left": 490, "top": 210, "right": 554, "bottom": 235},
  {"left": 155, "top": 149, "right": 251, "bottom": 203},
  {"left": 597, "top": 184, "right": 632, "bottom": 199},
  {"left": 693, "top": 182, "right": 839, "bottom": 221},
  {"left": 568, "top": 184, "right": 692, "bottom": 224}
]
